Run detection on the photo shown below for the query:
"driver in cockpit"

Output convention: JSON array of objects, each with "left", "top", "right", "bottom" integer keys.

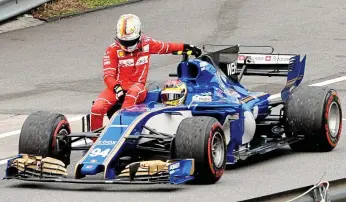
[{"left": 160, "top": 79, "right": 188, "bottom": 106}]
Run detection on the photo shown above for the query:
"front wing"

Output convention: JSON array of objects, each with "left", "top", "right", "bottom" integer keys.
[{"left": 3, "top": 154, "right": 195, "bottom": 185}]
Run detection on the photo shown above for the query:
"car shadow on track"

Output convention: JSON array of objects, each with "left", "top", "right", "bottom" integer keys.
[
  {"left": 226, "top": 148, "right": 293, "bottom": 170},
  {"left": 7, "top": 182, "right": 183, "bottom": 193}
]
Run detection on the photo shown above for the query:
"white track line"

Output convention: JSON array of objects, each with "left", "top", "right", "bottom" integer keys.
[
  {"left": 267, "top": 75, "right": 346, "bottom": 100},
  {"left": 309, "top": 76, "right": 346, "bottom": 87},
  {"left": 0, "top": 159, "right": 8, "bottom": 165},
  {"left": 0, "top": 115, "right": 84, "bottom": 139},
  {"left": 0, "top": 138, "right": 93, "bottom": 165},
  {"left": 0, "top": 130, "right": 21, "bottom": 139}
]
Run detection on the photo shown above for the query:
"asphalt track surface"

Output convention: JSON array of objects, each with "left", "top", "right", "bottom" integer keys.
[{"left": 1, "top": 0, "right": 346, "bottom": 201}]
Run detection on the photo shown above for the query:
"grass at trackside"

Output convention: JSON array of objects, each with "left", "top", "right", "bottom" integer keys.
[
  {"left": 84, "top": 0, "right": 127, "bottom": 7},
  {"left": 31, "top": 0, "right": 128, "bottom": 20}
]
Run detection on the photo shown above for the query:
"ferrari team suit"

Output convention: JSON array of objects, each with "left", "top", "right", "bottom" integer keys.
[{"left": 90, "top": 35, "right": 185, "bottom": 131}]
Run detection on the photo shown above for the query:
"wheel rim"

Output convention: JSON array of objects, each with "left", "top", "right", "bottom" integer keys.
[
  {"left": 58, "top": 128, "right": 68, "bottom": 136},
  {"left": 211, "top": 132, "right": 225, "bottom": 168},
  {"left": 328, "top": 101, "right": 340, "bottom": 138},
  {"left": 55, "top": 128, "right": 69, "bottom": 151}
]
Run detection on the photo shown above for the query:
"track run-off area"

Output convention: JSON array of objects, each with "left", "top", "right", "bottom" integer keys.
[{"left": 1, "top": 0, "right": 346, "bottom": 201}]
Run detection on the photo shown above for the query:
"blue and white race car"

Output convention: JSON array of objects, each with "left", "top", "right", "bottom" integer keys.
[{"left": 4, "top": 44, "right": 342, "bottom": 185}]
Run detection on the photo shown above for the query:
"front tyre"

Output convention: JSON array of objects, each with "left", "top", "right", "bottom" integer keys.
[
  {"left": 173, "top": 116, "right": 227, "bottom": 184},
  {"left": 18, "top": 111, "right": 72, "bottom": 166}
]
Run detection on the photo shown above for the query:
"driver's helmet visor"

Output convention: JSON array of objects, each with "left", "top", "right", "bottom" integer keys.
[
  {"left": 116, "top": 36, "right": 140, "bottom": 48},
  {"left": 161, "top": 90, "right": 184, "bottom": 102}
]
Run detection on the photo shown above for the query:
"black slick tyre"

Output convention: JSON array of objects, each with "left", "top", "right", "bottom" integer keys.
[
  {"left": 173, "top": 116, "right": 227, "bottom": 184},
  {"left": 284, "top": 86, "right": 342, "bottom": 152},
  {"left": 18, "top": 111, "right": 72, "bottom": 166}
]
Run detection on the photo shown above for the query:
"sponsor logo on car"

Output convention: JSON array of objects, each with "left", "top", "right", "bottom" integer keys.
[
  {"left": 227, "top": 63, "right": 237, "bottom": 75},
  {"left": 238, "top": 55, "right": 245, "bottom": 60},
  {"left": 192, "top": 94, "right": 212, "bottom": 102},
  {"left": 278, "top": 57, "right": 291, "bottom": 61},
  {"left": 254, "top": 56, "right": 265, "bottom": 61},
  {"left": 237, "top": 54, "right": 293, "bottom": 64},
  {"left": 170, "top": 162, "right": 180, "bottom": 170},
  {"left": 169, "top": 162, "right": 180, "bottom": 174},
  {"left": 98, "top": 140, "right": 118, "bottom": 145},
  {"left": 201, "top": 92, "right": 212, "bottom": 96}
]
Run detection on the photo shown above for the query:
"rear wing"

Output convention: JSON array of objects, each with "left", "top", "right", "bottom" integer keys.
[
  {"left": 202, "top": 44, "right": 305, "bottom": 79},
  {"left": 201, "top": 44, "right": 307, "bottom": 102}
]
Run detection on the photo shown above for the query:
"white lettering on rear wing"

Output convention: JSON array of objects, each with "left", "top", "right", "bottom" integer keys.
[{"left": 237, "top": 54, "right": 295, "bottom": 64}]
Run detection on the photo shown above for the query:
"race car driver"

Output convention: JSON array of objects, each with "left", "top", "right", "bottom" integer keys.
[
  {"left": 90, "top": 14, "right": 202, "bottom": 132},
  {"left": 160, "top": 79, "right": 188, "bottom": 106}
]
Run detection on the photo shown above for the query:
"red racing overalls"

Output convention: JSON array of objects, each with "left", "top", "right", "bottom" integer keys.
[{"left": 90, "top": 35, "right": 184, "bottom": 131}]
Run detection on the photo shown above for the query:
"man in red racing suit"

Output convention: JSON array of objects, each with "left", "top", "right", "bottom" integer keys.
[{"left": 90, "top": 15, "right": 201, "bottom": 132}]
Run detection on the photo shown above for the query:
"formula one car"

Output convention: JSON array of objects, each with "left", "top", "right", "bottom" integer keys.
[{"left": 4, "top": 44, "right": 342, "bottom": 186}]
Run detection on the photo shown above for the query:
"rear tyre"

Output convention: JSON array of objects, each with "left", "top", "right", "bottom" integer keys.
[
  {"left": 284, "top": 86, "right": 342, "bottom": 152},
  {"left": 173, "top": 116, "right": 227, "bottom": 184},
  {"left": 18, "top": 111, "right": 72, "bottom": 166}
]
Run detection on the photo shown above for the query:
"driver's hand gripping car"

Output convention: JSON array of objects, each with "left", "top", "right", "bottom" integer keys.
[
  {"left": 161, "top": 79, "right": 188, "bottom": 106},
  {"left": 90, "top": 14, "right": 201, "bottom": 133}
]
